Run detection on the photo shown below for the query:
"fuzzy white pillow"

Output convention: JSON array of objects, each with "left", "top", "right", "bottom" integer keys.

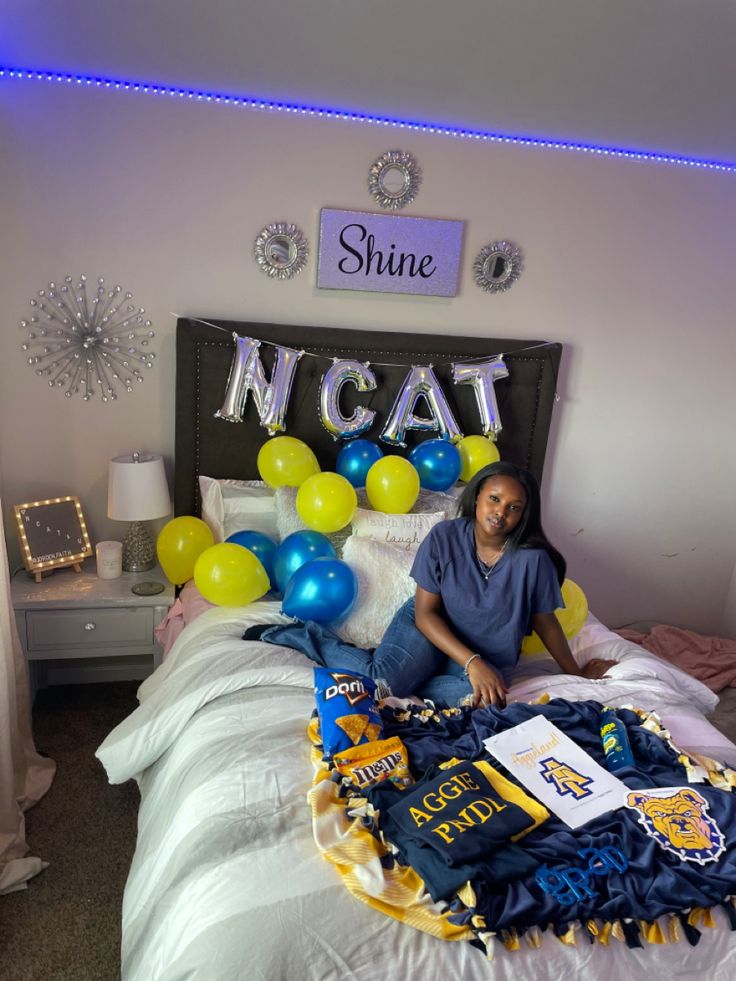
[
  {"left": 199, "top": 475, "right": 278, "bottom": 543},
  {"left": 335, "top": 536, "right": 416, "bottom": 649}
]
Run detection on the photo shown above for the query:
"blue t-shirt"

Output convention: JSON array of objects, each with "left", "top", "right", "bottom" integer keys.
[{"left": 409, "top": 518, "right": 563, "bottom": 680}]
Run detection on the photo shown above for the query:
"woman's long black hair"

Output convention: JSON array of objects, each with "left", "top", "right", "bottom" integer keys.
[{"left": 456, "top": 461, "right": 566, "bottom": 585}]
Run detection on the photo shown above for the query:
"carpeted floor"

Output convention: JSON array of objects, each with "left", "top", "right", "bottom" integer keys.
[{"left": 3, "top": 682, "right": 140, "bottom": 981}]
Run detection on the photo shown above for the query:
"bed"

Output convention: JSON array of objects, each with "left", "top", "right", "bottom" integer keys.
[{"left": 97, "top": 318, "right": 736, "bottom": 980}]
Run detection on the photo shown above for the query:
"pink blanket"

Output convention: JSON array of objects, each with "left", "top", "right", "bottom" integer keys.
[
  {"left": 616, "top": 624, "right": 736, "bottom": 692},
  {"left": 154, "top": 581, "right": 214, "bottom": 658}
]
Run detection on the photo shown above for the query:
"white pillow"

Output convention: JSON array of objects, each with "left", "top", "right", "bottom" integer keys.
[
  {"left": 350, "top": 507, "right": 445, "bottom": 552},
  {"left": 570, "top": 613, "right": 717, "bottom": 711},
  {"left": 335, "top": 536, "right": 416, "bottom": 649},
  {"left": 199, "top": 475, "right": 278, "bottom": 543}
]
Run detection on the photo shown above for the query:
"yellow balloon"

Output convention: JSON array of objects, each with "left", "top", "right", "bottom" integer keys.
[
  {"left": 365, "top": 456, "right": 420, "bottom": 514},
  {"left": 458, "top": 435, "right": 501, "bottom": 483},
  {"left": 156, "top": 516, "right": 214, "bottom": 586},
  {"left": 521, "top": 579, "right": 589, "bottom": 654},
  {"left": 296, "top": 471, "right": 357, "bottom": 533},
  {"left": 193, "top": 542, "right": 270, "bottom": 607},
  {"left": 257, "top": 436, "right": 320, "bottom": 488}
]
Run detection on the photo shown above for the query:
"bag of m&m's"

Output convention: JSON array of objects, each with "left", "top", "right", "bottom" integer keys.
[{"left": 333, "top": 736, "right": 413, "bottom": 789}]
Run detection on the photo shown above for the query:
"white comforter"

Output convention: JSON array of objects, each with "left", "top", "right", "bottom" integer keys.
[{"left": 97, "top": 604, "right": 736, "bottom": 980}]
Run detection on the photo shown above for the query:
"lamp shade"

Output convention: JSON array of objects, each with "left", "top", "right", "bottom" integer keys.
[{"left": 108, "top": 453, "right": 171, "bottom": 521}]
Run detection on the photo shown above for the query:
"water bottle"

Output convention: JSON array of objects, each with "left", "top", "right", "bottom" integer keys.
[{"left": 600, "top": 707, "right": 634, "bottom": 770}]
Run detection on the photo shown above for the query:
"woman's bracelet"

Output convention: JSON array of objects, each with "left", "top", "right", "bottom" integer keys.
[{"left": 463, "top": 654, "right": 481, "bottom": 677}]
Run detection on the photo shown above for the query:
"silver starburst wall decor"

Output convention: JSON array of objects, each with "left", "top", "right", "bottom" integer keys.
[{"left": 19, "top": 275, "right": 156, "bottom": 401}]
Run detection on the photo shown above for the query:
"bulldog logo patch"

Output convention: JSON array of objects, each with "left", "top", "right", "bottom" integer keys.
[{"left": 625, "top": 787, "right": 725, "bottom": 865}]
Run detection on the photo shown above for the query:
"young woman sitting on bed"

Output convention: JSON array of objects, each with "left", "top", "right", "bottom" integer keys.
[{"left": 257, "top": 461, "right": 615, "bottom": 707}]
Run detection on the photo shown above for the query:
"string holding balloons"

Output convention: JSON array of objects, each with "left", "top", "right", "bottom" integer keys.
[{"left": 206, "top": 325, "right": 526, "bottom": 446}]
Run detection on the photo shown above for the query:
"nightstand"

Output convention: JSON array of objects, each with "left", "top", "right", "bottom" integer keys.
[{"left": 12, "top": 562, "right": 175, "bottom": 697}]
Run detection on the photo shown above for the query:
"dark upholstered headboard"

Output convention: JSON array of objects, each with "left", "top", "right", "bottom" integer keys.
[{"left": 174, "top": 318, "right": 562, "bottom": 518}]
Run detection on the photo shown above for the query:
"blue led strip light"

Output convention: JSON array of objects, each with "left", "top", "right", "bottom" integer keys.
[{"left": 3, "top": 65, "right": 736, "bottom": 174}]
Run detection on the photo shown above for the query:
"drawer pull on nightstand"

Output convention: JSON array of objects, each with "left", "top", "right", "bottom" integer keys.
[{"left": 84, "top": 622, "right": 97, "bottom": 631}]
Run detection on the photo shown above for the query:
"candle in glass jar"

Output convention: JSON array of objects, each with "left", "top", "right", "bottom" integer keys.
[{"left": 96, "top": 540, "right": 123, "bottom": 579}]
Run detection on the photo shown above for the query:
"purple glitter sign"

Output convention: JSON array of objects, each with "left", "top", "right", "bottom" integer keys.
[{"left": 317, "top": 208, "right": 464, "bottom": 297}]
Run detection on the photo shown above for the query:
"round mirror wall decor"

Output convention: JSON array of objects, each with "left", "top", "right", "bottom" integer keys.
[
  {"left": 473, "top": 241, "right": 523, "bottom": 294},
  {"left": 368, "top": 150, "right": 422, "bottom": 210},
  {"left": 253, "top": 222, "right": 309, "bottom": 280}
]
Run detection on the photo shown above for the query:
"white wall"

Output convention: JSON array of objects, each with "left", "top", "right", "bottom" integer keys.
[{"left": 2, "top": 78, "right": 736, "bottom": 634}]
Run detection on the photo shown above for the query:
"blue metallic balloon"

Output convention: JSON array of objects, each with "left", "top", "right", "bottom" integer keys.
[
  {"left": 282, "top": 557, "right": 358, "bottom": 623},
  {"left": 273, "top": 530, "right": 337, "bottom": 595},
  {"left": 336, "top": 439, "right": 384, "bottom": 488},
  {"left": 408, "top": 439, "right": 462, "bottom": 491},
  {"left": 225, "top": 530, "right": 278, "bottom": 591}
]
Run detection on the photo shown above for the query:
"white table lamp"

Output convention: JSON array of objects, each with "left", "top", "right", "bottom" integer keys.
[{"left": 108, "top": 452, "right": 171, "bottom": 572}]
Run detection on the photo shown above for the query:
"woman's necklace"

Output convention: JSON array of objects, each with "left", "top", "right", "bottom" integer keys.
[{"left": 475, "top": 536, "right": 507, "bottom": 581}]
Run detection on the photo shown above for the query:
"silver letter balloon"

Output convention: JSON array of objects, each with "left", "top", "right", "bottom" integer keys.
[
  {"left": 452, "top": 358, "right": 509, "bottom": 438},
  {"left": 381, "top": 365, "right": 462, "bottom": 447},
  {"left": 19, "top": 275, "right": 156, "bottom": 401},
  {"left": 215, "top": 333, "right": 302, "bottom": 434},
  {"left": 319, "top": 359, "right": 377, "bottom": 440}
]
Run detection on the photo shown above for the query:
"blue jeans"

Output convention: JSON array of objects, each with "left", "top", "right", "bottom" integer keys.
[{"left": 259, "top": 598, "right": 473, "bottom": 705}]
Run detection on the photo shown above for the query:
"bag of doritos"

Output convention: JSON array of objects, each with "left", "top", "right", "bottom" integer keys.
[
  {"left": 333, "top": 736, "right": 413, "bottom": 789},
  {"left": 313, "top": 667, "right": 384, "bottom": 759}
]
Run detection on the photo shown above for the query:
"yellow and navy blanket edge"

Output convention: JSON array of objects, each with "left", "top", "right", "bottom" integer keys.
[{"left": 306, "top": 703, "right": 736, "bottom": 961}]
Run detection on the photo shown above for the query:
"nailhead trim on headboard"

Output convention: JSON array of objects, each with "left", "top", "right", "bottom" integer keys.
[{"left": 175, "top": 319, "right": 561, "bottom": 519}]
